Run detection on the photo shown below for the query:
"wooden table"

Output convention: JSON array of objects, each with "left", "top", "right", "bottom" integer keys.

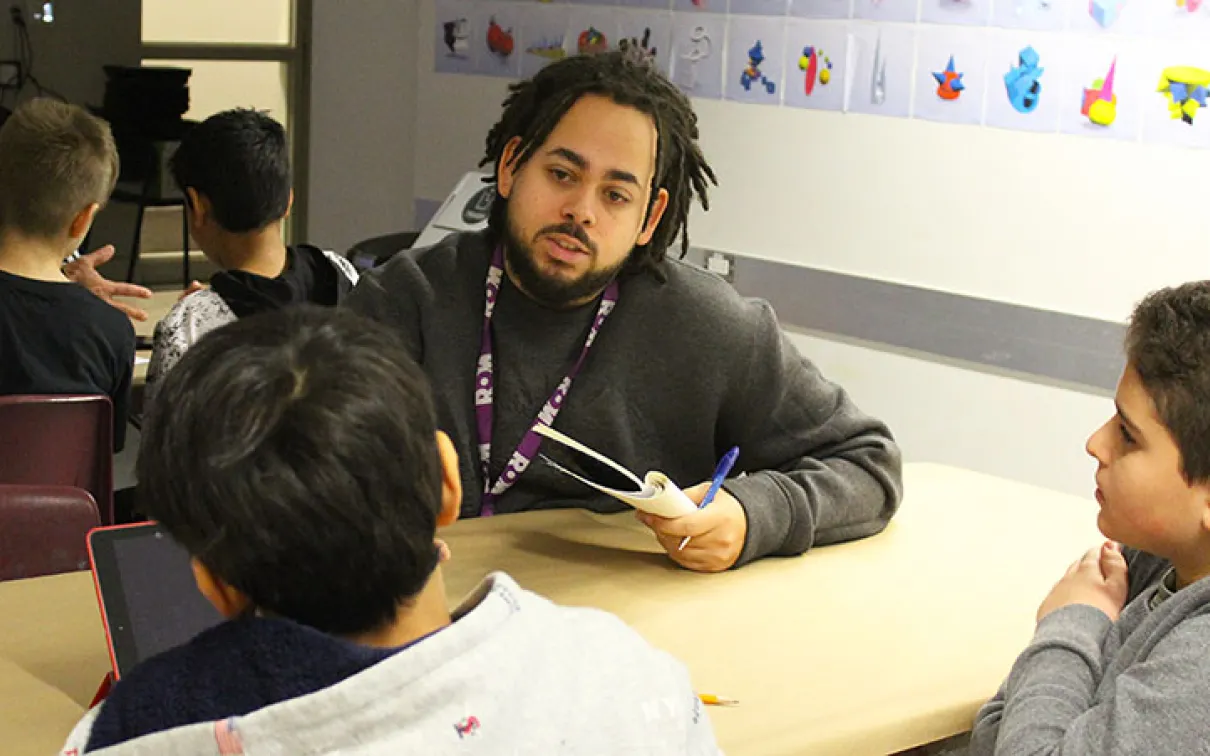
[
  {"left": 123, "top": 289, "right": 181, "bottom": 386},
  {"left": 0, "top": 463, "right": 1103, "bottom": 755}
]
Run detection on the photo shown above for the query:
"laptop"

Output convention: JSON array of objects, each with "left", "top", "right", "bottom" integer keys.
[{"left": 87, "top": 522, "right": 224, "bottom": 679}]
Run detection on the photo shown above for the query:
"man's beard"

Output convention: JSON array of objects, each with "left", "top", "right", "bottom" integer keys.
[{"left": 504, "top": 216, "right": 624, "bottom": 310}]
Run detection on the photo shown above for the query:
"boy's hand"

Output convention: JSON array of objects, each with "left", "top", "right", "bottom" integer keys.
[
  {"left": 63, "top": 245, "right": 153, "bottom": 321},
  {"left": 636, "top": 483, "right": 747, "bottom": 573},
  {"left": 180, "top": 280, "right": 207, "bottom": 299},
  {"left": 1037, "top": 541, "right": 1129, "bottom": 623}
]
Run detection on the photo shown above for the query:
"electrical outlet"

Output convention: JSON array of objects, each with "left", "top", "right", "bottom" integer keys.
[{"left": 705, "top": 250, "right": 736, "bottom": 284}]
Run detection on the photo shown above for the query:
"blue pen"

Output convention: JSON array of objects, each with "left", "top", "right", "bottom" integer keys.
[{"left": 678, "top": 446, "right": 740, "bottom": 551}]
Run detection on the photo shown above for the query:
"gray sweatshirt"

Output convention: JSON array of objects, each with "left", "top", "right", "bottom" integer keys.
[
  {"left": 969, "top": 549, "right": 1210, "bottom": 755},
  {"left": 346, "top": 231, "right": 902, "bottom": 566},
  {"left": 61, "top": 573, "right": 721, "bottom": 755}
]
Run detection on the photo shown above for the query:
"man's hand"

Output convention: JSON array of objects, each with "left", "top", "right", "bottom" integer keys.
[
  {"left": 636, "top": 483, "right": 748, "bottom": 573},
  {"left": 1037, "top": 541, "right": 1129, "bottom": 623},
  {"left": 62, "top": 245, "right": 153, "bottom": 321}
]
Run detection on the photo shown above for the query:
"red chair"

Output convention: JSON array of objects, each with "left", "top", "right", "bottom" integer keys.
[
  {"left": 0, "top": 395, "right": 115, "bottom": 524},
  {"left": 0, "top": 484, "right": 100, "bottom": 580}
]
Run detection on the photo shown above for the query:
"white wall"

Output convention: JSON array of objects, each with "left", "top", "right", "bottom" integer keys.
[
  {"left": 307, "top": 0, "right": 417, "bottom": 254},
  {"left": 403, "top": 0, "right": 1160, "bottom": 498},
  {"left": 4, "top": 0, "right": 141, "bottom": 108},
  {"left": 787, "top": 330, "right": 1111, "bottom": 500}
]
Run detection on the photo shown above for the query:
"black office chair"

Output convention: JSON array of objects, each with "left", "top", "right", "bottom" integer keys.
[{"left": 344, "top": 231, "right": 419, "bottom": 272}]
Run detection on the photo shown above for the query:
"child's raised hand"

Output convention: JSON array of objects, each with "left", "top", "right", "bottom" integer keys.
[{"left": 1037, "top": 541, "right": 1129, "bottom": 623}]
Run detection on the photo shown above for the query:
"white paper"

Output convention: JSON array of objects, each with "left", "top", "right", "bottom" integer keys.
[
  {"left": 534, "top": 425, "right": 699, "bottom": 518},
  {"left": 725, "top": 15, "right": 787, "bottom": 104},
  {"left": 991, "top": 0, "right": 1069, "bottom": 31},
  {"left": 783, "top": 19, "right": 849, "bottom": 112},
  {"left": 1057, "top": 38, "right": 1144, "bottom": 142},
  {"left": 616, "top": 9, "right": 675, "bottom": 77},
  {"left": 670, "top": 11, "right": 727, "bottom": 99},
  {"left": 920, "top": 0, "right": 992, "bottom": 26},
  {"left": 982, "top": 31, "right": 1062, "bottom": 134},
  {"left": 433, "top": 0, "right": 478, "bottom": 76},
  {"left": 518, "top": 4, "right": 571, "bottom": 79},
  {"left": 1067, "top": 0, "right": 1150, "bottom": 36},
  {"left": 913, "top": 27, "right": 989, "bottom": 125},
  {"left": 853, "top": 0, "right": 920, "bottom": 23},
  {"left": 845, "top": 22, "right": 915, "bottom": 118},
  {"left": 1139, "top": 40, "right": 1210, "bottom": 151}
]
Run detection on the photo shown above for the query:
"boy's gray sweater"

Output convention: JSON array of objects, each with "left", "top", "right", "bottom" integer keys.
[
  {"left": 62, "top": 573, "right": 722, "bottom": 755},
  {"left": 970, "top": 549, "right": 1210, "bottom": 755}
]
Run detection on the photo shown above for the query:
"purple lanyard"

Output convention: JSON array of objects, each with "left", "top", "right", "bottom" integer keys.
[{"left": 475, "top": 245, "right": 618, "bottom": 515}]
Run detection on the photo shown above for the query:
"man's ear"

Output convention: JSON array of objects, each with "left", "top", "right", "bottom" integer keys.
[
  {"left": 190, "top": 558, "right": 252, "bottom": 619},
  {"left": 496, "top": 137, "right": 523, "bottom": 200},
  {"left": 67, "top": 202, "right": 100, "bottom": 241},
  {"left": 636, "top": 187, "right": 670, "bottom": 247},
  {"left": 284, "top": 188, "right": 294, "bottom": 219},
  {"left": 435, "top": 431, "right": 461, "bottom": 528},
  {"left": 1198, "top": 482, "right": 1210, "bottom": 537}
]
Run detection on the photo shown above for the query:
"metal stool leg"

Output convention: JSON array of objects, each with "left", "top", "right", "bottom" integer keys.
[
  {"left": 181, "top": 203, "right": 190, "bottom": 287},
  {"left": 125, "top": 201, "right": 146, "bottom": 283}
]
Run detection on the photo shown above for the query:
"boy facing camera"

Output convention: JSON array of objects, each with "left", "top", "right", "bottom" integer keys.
[
  {"left": 0, "top": 98, "right": 133, "bottom": 450},
  {"left": 63, "top": 306, "right": 719, "bottom": 755},
  {"left": 970, "top": 281, "right": 1210, "bottom": 754}
]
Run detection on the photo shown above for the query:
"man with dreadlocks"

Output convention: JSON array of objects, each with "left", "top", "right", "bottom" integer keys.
[{"left": 348, "top": 50, "right": 902, "bottom": 572}]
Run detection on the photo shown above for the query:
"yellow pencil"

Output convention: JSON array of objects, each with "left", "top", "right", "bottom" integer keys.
[{"left": 698, "top": 694, "right": 739, "bottom": 706}]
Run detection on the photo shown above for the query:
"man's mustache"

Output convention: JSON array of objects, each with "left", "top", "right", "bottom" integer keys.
[{"left": 536, "top": 222, "right": 597, "bottom": 255}]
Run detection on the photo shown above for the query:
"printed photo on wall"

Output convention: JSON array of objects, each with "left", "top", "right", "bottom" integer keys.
[
  {"left": 912, "top": 27, "right": 989, "bottom": 124},
  {"left": 1057, "top": 39, "right": 1143, "bottom": 142},
  {"left": 674, "top": 0, "right": 723, "bottom": 11},
  {"left": 616, "top": 10, "right": 674, "bottom": 75},
  {"left": 991, "top": 0, "right": 1068, "bottom": 30},
  {"left": 476, "top": 6, "right": 523, "bottom": 78},
  {"left": 566, "top": 7, "right": 620, "bottom": 58},
  {"left": 730, "top": 0, "right": 792, "bottom": 14},
  {"left": 434, "top": 0, "right": 479, "bottom": 75},
  {"left": 982, "top": 32, "right": 1062, "bottom": 133},
  {"left": 725, "top": 15, "right": 786, "bottom": 104},
  {"left": 670, "top": 12, "right": 726, "bottom": 98},
  {"left": 518, "top": 4, "right": 570, "bottom": 78},
  {"left": 919, "top": 0, "right": 992, "bottom": 27},
  {"left": 1140, "top": 41, "right": 1210, "bottom": 149},
  {"left": 853, "top": 0, "right": 920, "bottom": 23},
  {"left": 782, "top": 19, "right": 848, "bottom": 111},
  {"left": 1148, "top": 0, "right": 1210, "bottom": 40},
  {"left": 846, "top": 22, "right": 916, "bottom": 118},
  {"left": 790, "top": 0, "right": 854, "bottom": 18},
  {"left": 1068, "top": 0, "right": 1149, "bottom": 36}
]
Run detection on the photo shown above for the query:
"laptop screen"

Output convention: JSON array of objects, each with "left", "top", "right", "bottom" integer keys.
[{"left": 89, "top": 523, "right": 224, "bottom": 678}]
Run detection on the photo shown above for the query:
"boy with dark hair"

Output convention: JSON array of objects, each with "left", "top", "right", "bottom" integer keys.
[
  {"left": 970, "top": 281, "right": 1210, "bottom": 754},
  {"left": 0, "top": 97, "right": 133, "bottom": 450},
  {"left": 145, "top": 108, "right": 357, "bottom": 400},
  {"left": 63, "top": 306, "right": 719, "bottom": 754}
]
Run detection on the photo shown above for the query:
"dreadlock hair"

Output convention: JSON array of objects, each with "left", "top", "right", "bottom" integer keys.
[{"left": 479, "top": 48, "right": 717, "bottom": 280}]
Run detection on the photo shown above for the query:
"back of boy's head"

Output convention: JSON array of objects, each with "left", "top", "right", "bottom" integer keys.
[
  {"left": 0, "top": 98, "right": 118, "bottom": 240},
  {"left": 170, "top": 108, "right": 290, "bottom": 233},
  {"left": 1127, "top": 280, "right": 1210, "bottom": 484},
  {"left": 137, "top": 305, "right": 444, "bottom": 636}
]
